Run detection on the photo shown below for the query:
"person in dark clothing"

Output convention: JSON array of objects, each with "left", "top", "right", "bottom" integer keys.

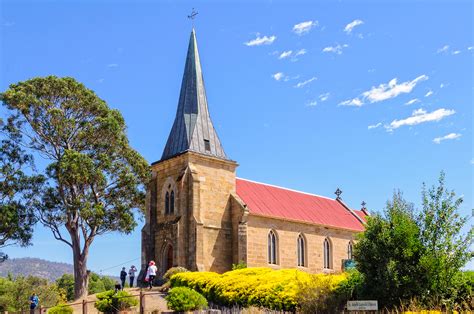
[
  {"left": 114, "top": 281, "right": 121, "bottom": 293},
  {"left": 29, "top": 293, "right": 39, "bottom": 314},
  {"left": 120, "top": 267, "right": 127, "bottom": 290}
]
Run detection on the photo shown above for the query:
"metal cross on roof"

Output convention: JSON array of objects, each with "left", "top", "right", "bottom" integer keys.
[
  {"left": 335, "top": 188, "right": 342, "bottom": 200},
  {"left": 361, "top": 201, "right": 367, "bottom": 209},
  {"left": 188, "top": 8, "right": 198, "bottom": 22}
]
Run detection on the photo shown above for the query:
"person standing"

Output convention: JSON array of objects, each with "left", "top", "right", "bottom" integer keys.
[
  {"left": 128, "top": 265, "right": 137, "bottom": 288},
  {"left": 29, "top": 293, "right": 39, "bottom": 314},
  {"left": 120, "top": 267, "right": 127, "bottom": 290},
  {"left": 145, "top": 261, "right": 157, "bottom": 290}
]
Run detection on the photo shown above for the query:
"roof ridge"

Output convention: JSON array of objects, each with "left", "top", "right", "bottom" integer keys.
[{"left": 236, "top": 177, "right": 335, "bottom": 201}]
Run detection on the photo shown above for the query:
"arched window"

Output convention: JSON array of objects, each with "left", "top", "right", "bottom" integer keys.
[
  {"left": 268, "top": 230, "right": 278, "bottom": 264},
  {"left": 170, "top": 191, "right": 175, "bottom": 214},
  {"left": 347, "top": 241, "right": 353, "bottom": 259},
  {"left": 323, "top": 238, "right": 332, "bottom": 269},
  {"left": 165, "top": 191, "right": 170, "bottom": 215},
  {"left": 297, "top": 234, "right": 306, "bottom": 267}
]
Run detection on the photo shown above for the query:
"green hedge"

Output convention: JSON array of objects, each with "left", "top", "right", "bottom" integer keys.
[{"left": 165, "top": 287, "right": 208, "bottom": 312}]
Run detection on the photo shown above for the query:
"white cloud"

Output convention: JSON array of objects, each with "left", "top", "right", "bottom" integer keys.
[
  {"left": 97, "top": 78, "right": 105, "bottom": 83},
  {"left": 368, "top": 122, "right": 382, "bottom": 130},
  {"left": 293, "top": 21, "right": 318, "bottom": 35},
  {"left": 244, "top": 34, "right": 276, "bottom": 46},
  {"left": 306, "top": 100, "right": 318, "bottom": 107},
  {"left": 437, "top": 45, "right": 450, "bottom": 53},
  {"left": 341, "top": 75, "right": 428, "bottom": 107},
  {"left": 433, "top": 133, "right": 461, "bottom": 144},
  {"left": 425, "top": 90, "right": 433, "bottom": 97},
  {"left": 294, "top": 77, "right": 317, "bottom": 88},
  {"left": 107, "top": 63, "right": 119, "bottom": 68},
  {"left": 272, "top": 72, "right": 285, "bottom": 81},
  {"left": 468, "top": 46, "right": 473, "bottom": 51},
  {"left": 295, "top": 49, "right": 307, "bottom": 56},
  {"left": 471, "top": 158, "right": 474, "bottom": 165},
  {"left": 279, "top": 50, "right": 292, "bottom": 59},
  {"left": 452, "top": 50, "right": 461, "bottom": 55},
  {"left": 405, "top": 98, "right": 420, "bottom": 105},
  {"left": 344, "top": 19, "right": 364, "bottom": 34},
  {"left": 339, "top": 98, "right": 363, "bottom": 107},
  {"left": 440, "top": 83, "right": 445, "bottom": 88},
  {"left": 322, "top": 44, "right": 348, "bottom": 55},
  {"left": 364, "top": 75, "right": 428, "bottom": 103},
  {"left": 319, "top": 93, "right": 330, "bottom": 102},
  {"left": 386, "top": 108, "right": 455, "bottom": 131}
]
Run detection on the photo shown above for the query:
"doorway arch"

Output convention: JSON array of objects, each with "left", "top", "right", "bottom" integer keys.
[{"left": 162, "top": 244, "right": 173, "bottom": 273}]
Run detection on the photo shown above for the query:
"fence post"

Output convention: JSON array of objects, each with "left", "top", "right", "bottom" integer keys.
[
  {"left": 82, "top": 299, "right": 88, "bottom": 314},
  {"left": 139, "top": 290, "right": 144, "bottom": 314}
]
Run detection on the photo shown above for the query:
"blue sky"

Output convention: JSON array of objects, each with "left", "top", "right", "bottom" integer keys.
[{"left": 1, "top": 0, "right": 472, "bottom": 275}]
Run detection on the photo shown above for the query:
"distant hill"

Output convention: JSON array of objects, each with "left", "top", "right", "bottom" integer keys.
[{"left": 0, "top": 257, "right": 73, "bottom": 282}]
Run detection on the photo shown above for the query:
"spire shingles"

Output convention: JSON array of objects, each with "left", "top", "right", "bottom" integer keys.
[{"left": 161, "top": 29, "right": 228, "bottom": 161}]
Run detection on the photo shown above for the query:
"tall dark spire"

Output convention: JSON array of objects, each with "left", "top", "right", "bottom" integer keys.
[{"left": 161, "top": 29, "right": 228, "bottom": 161}]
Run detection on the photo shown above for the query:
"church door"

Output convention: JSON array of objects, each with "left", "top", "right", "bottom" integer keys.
[{"left": 163, "top": 244, "right": 173, "bottom": 273}]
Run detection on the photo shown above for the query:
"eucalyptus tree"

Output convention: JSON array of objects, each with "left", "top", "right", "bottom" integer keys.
[{"left": 1, "top": 76, "right": 149, "bottom": 299}]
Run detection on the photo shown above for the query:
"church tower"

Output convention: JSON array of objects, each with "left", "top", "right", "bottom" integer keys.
[{"left": 141, "top": 29, "right": 238, "bottom": 275}]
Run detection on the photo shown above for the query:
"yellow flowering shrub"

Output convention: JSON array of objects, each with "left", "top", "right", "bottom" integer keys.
[{"left": 170, "top": 268, "right": 348, "bottom": 311}]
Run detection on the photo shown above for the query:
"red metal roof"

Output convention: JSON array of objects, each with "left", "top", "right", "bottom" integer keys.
[
  {"left": 236, "top": 178, "right": 365, "bottom": 232},
  {"left": 353, "top": 210, "right": 368, "bottom": 222}
]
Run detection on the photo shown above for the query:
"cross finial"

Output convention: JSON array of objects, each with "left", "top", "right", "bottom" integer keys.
[
  {"left": 361, "top": 201, "right": 367, "bottom": 210},
  {"left": 188, "top": 8, "right": 198, "bottom": 25},
  {"left": 335, "top": 188, "right": 342, "bottom": 200}
]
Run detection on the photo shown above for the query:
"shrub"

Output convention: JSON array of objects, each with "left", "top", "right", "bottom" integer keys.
[
  {"left": 166, "top": 287, "right": 208, "bottom": 312},
  {"left": 47, "top": 304, "right": 73, "bottom": 314},
  {"left": 94, "top": 290, "right": 138, "bottom": 313},
  {"left": 170, "top": 267, "right": 347, "bottom": 312},
  {"left": 163, "top": 266, "right": 189, "bottom": 281},
  {"left": 231, "top": 262, "right": 247, "bottom": 270}
]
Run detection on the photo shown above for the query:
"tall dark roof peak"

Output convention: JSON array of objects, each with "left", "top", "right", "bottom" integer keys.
[{"left": 161, "top": 29, "right": 228, "bottom": 161}]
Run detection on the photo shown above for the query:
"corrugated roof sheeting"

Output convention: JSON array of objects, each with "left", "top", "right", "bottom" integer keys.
[{"left": 236, "top": 178, "right": 365, "bottom": 232}]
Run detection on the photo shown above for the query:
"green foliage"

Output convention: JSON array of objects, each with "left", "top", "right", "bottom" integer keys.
[
  {"left": 0, "top": 76, "right": 149, "bottom": 298},
  {"left": 56, "top": 274, "right": 74, "bottom": 301},
  {"left": 165, "top": 287, "right": 208, "bottom": 312},
  {"left": 163, "top": 266, "right": 189, "bottom": 281},
  {"left": 56, "top": 273, "right": 117, "bottom": 301},
  {"left": 0, "top": 118, "right": 44, "bottom": 248},
  {"left": 47, "top": 304, "right": 73, "bottom": 314},
  {"left": 354, "top": 191, "right": 425, "bottom": 307},
  {"left": 94, "top": 290, "right": 138, "bottom": 313},
  {"left": 418, "top": 172, "right": 473, "bottom": 304},
  {"left": 0, "top": 275, "right": 65, "bottom": 311},
  {"left": 354, "top": 172, "right": 473, "bottom": 311},
  {"left": 231, "top": 261, "right": 247, "bottom": 270}
]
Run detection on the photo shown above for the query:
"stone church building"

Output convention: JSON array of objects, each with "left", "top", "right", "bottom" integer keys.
[{"left": 141, "top": 29, "right": 368, "bottom": 276}]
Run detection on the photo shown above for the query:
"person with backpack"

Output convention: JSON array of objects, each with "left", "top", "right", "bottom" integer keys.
[
  {"left": 29, "top": 293, "right": 39, "bottom": 314},
  {"left": 145, "top": 260, "right": 157, "bottom": 290},
  {"left": 128, "top": 265, "right": 137, "bottom": 288},
  {"left": 120, "top": 267, "right": 127, "bottom": 290}
]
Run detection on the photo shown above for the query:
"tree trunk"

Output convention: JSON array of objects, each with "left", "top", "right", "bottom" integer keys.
[
  {"left": 70, "top": 227, "right": 91, "bottom": 300},
  {"left": 73, "top": 245, "right": 90, "bottom": 300},
  {"left": 73, "top": 255, "right": 89, "bottom": 299}
]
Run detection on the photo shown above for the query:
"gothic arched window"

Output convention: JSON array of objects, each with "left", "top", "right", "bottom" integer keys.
[
  {"left": 297, "top": 234, "right": 306, "bottom": 267},
  {"left": 347, "top": 241, "right": 353, "bottom": 260},
  {"left": 268, "top": 230, "right": 278, "bottom": 265},
  {"left": 323, "top": 238, "right": 332, "bottom": 269},
  {"left": 170, "top": 190, "right": 175, "bottom": 214},
  {"left": 165, "top": 191, "right": 170, "bottom": 215}
]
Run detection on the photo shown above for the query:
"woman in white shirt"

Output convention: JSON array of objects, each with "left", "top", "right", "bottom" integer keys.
[{"left": 146, "top": 261, "right": 157, "bottom": 289}]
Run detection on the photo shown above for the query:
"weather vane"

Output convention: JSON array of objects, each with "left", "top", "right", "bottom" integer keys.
[
  {"left": 335, "top": 188, "right": 342, "bottom": 200},
  {"left": 188, "top": 8, "right": 198, "bottom": 26}
]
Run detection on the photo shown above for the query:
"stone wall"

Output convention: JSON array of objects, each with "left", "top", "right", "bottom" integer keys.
[{"left": 245, "top": 215, "right": 357, "bottom": 273}]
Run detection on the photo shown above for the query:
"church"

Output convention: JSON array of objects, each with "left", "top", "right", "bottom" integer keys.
[{"left": 141, "top": 28, "right": 368, "bottom": 276}]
